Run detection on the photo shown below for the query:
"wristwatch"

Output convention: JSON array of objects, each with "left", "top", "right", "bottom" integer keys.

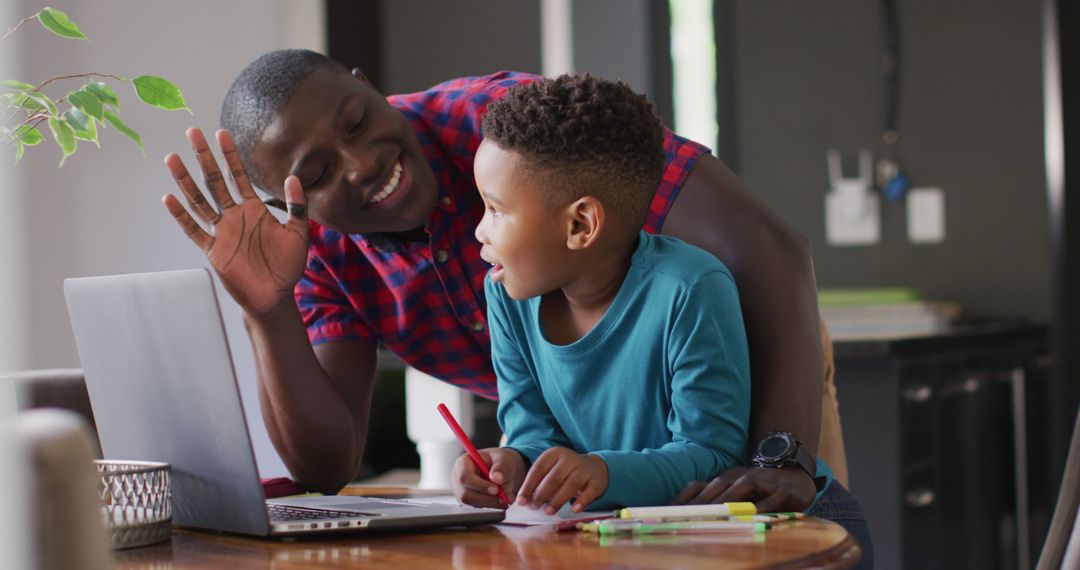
[{"left": 751, "top": 431, "right": 825, "bottom": 491}]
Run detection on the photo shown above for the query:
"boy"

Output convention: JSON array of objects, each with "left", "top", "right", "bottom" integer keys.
[{"left": 453, "top": 74, "right": 752, "bottom": 512}]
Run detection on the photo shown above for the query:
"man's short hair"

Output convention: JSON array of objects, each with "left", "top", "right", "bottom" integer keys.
[
  {"left": 220, "top": 49, "right": 346, "bottom": 190},
  {"left": 481, "top": 73, "right": 665, "bottom": 232}
]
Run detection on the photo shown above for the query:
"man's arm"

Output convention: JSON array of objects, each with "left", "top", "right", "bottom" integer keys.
[
  {"left": 163, "top": 128, "right": 378, "bottom": 496},
  {"left": 661, "top": 153, "right": 824, "bottom": 509},
  {"left": 245, "top": 305, "right": 378, "bottom": 495}
]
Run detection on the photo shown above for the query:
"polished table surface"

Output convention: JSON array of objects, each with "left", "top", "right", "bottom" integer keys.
[{"left": 112, "top": 485, "right": 862, "bottom": 569}]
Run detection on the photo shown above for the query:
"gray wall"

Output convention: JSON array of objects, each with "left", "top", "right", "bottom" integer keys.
[
  {"left": 377, "top": 0, "right": 662, "bottom": 109},
  {"left": 0, "top": 0, "right": 323, "bottom": 477},
  {"left": 726, "top": 0, "right": 1051, "bottom": 321},
  {"left": 380, "top": 0, "right": 542, "bottom": 94}
]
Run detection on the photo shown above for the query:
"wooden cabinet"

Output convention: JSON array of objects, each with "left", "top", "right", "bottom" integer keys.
[{"left": 833, "top": 322, "right": 1051, "bottom": 570}]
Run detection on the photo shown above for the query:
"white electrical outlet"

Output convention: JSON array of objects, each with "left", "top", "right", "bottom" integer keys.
[
  {"left": 907, "top": 187, "right": 946, "bottom": 243},
  {"left": 824, "top": 149, "right": 880, "bottom": 246},
  {"left": 826, "top": 190, "right": 881, "bottom": 246}
]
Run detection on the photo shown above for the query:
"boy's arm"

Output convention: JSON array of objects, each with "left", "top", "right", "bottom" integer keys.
[
  {"left": 661, "top": 153, "right": 823, "bottom": 510},
  {"left": 486, "top": 280, "right": 573, "bottom": 461},
  {"left": 587, "top": 271, "right": 750, "bottom": 509}
]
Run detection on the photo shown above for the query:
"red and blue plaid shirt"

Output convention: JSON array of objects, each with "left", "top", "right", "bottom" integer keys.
[{"left": 295, "top": 72, "right": 709, "bottom": 400}]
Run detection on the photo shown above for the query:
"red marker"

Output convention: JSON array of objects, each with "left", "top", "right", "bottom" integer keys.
[{"left": 437, "top": 402, "right": 511, "bottom": 506}]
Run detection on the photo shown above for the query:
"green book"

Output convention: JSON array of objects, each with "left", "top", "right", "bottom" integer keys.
[{"left": 818, "top": 288, "right": 923, "bottom": 307}]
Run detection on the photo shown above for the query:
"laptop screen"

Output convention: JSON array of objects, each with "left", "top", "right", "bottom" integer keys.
[{"left": 65, "top": 269, "right": 271, "bottom": 535}]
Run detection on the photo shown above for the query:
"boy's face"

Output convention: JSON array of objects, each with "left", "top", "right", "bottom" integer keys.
[
  {"left": 474, "top": 140, "right": 571, "bottom": 300},
  {"left": 250, "top": 69, "right": 438, "bottom": 234}
]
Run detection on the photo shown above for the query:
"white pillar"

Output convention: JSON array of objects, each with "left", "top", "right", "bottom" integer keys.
[
  {"left": 405, "top": 367, "right": 474, "bottom": 490},
  {"left": 541, "top": 0, "right": 574, "bottom": 77}
]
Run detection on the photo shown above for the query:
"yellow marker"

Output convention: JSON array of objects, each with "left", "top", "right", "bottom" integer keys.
[{"left": 617, "top": 502, "right": 756, "bottom": 520}]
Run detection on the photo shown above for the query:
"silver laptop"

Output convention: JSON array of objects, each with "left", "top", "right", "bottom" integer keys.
[{"left": 64, "top": 268, "right": 503, "bottom": 536}]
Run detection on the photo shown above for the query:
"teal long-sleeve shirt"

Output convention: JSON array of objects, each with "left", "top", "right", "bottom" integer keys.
[{"left": 488, "top": 232, "right": 751, "bottom": 509}]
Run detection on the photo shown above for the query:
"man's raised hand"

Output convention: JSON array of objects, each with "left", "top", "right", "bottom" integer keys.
[{"left": 162, "top": 128, "right": 309, "bottom": 317}]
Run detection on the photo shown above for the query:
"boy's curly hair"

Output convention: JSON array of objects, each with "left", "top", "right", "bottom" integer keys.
[{"left": 481, "top": 74, "right": 664, "bottom": 233}]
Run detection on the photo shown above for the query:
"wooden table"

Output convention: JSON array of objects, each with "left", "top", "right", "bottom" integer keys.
[{"left": 112, "top": 485, "right": 862, "bottom": 569}]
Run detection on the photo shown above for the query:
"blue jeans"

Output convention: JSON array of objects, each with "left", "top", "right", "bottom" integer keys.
[{"left": 808, "top": 482, "right": 874, "bottom": 569}]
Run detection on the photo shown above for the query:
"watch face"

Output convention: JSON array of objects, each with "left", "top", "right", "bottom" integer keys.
[{"left": 759, "top": 434, "right": 793, "bottom": 460}]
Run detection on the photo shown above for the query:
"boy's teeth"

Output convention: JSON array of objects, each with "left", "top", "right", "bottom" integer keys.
[{"left": 369, "top": 162, "right": 403, "bottom": 204}]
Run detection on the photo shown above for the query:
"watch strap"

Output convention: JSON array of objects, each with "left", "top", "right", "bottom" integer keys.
[{"left": 792, "top": 442, "right": 826, "bottom": 491}]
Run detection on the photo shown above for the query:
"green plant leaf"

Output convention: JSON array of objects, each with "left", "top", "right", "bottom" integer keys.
[
  {"left": 48, "top": 116, "right": 76, "bottom": 166},
  {"left": 13, "top": 124, "right": 44, "bottom": 146},
  {"left": 63, "top": 108, "right": 98, "bottom": 146},
  {"left": 15, "top": 141, "right": 24, "bottom": 164},
  {"left": 25, "top": 92, "right": 58, "bottom": 115},
  {"left": 1, "top": 79, "right": 34, "bottom": 91},
  {"left": 37, "top": 7, "right": 87, "bottom": 40},
  {"left": 1, "top": 92, "right": 44, "bottom": 113},
  {"left": 132, "top": 76, "right": 190, "bottom": 113},
  {"left": 68, "top": 88, "right": 104, "bottom": 120},
  {"left": 104, "top": 111, "right": 142, "bottom": 152},
  {"left": 85, "top": 82, "right": 120, "bottom": 109}
]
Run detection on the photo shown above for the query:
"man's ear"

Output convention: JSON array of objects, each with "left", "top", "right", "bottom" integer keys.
[{"left": 565, "top": 196, "right": 604, "bottom": 251}]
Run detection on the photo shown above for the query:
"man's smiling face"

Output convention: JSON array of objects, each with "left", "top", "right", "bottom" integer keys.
[{"left": 251, "top": 69, "right": 438, "bottom": 234}]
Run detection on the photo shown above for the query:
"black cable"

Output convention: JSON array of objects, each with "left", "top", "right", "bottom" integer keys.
[{"left": 882, "top": 0, "right": 899, "bottom": 145}]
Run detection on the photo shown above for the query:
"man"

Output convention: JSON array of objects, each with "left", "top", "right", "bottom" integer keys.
[{"left": 163, "top": 50, "right": 828, "bottom": 513}]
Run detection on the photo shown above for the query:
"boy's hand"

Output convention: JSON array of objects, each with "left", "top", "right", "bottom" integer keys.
[
  {"left": 451, "top": 447, "right": 525, "bottom": 509},
  {"left": 516, "top": 447, "right": 608, "bottom": 514}
]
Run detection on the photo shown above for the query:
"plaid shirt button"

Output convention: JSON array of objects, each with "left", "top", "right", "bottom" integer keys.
[
  {"left": 435, "top": 250, "right": 449, "bottom": 263},
  {"left": 471, "top": 321, "right": 484, "bottom": 332},
  {"left": 442, "top": 197, "right": 452, "bottom": 206}
]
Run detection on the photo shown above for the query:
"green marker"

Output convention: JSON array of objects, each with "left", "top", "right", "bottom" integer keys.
[{"left": 597, "top": 520, "right": 766, "bottom": 535}]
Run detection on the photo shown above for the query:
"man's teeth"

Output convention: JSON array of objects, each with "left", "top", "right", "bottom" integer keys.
[{"left": 369, "top": 162, "right": 403, "bottom": 204}]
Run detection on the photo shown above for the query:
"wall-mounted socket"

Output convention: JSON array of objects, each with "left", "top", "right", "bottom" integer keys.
[
  {"left": 825, "top": 149, "right": 880, "bottom": 246},
  {"left": 907, "top": 187, "right": 946, "bottom": 244}
]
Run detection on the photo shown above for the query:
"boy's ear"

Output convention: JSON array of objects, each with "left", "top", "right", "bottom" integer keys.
[{"left": 565, "top": 196, "right": 604, "bottom": 251}]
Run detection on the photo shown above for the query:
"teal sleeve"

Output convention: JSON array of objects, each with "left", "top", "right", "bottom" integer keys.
[
  {"left": 806, "top": 458, "right": 835, "bottom": 511},
  {"left": 592, "top": 271, "right": 750, "bottom": 508},
  {"left": 487, "top": 278, "right": 573, "bottom": 463}
]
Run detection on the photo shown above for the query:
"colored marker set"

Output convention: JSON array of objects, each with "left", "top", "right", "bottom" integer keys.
[
  {"left": 576, "top": 502, "right": 805, "bottom": 536},
  {"left": 581, "top": 519, "right": 766, "bottom": 536}
]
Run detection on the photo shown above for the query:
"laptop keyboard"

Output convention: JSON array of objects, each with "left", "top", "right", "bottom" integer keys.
[{"left": 267, "top": 504, "right": 375, "bottom": 522}]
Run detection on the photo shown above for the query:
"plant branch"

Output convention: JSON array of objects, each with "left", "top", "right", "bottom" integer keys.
[
  {"left": 0, "top": 14, "right": 37, "bottom": 45},
  {"left": 32, "top": 73, "right": 127, "bottom": 93},
  {"left": 2, "top": 94, "right": 72, "bottom": 146},
  {"left": 2, "top": 115, "right": 48, "bottom": 147}
]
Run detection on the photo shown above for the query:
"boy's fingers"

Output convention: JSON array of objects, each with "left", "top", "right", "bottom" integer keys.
[
  {"left": 545, "top": 476, "right": 583, "bottom": 514},
  {"left": 516, "top": 453, "right": 555, "bottom": 504},
  {"left": 458, "top": 487, "right": 507, "bottom": 510},
  {"left": 571, "top": 479, "right": 605, "bottom": 512},
  {"left": 530, "top": 462, "right": 572, "bottom": 507},
  {"left": 456, "top": 459, "right": 499, "bottom": 494}
]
